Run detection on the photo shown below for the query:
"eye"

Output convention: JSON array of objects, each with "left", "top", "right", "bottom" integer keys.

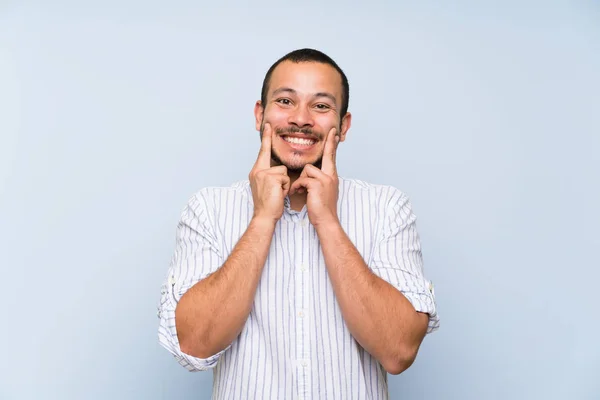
[
  {"left": 314, "top": 103, "right": 331, "bottom": 111},
  {"left": 276, "top": 98, "right": 292, "bottom": 106}
]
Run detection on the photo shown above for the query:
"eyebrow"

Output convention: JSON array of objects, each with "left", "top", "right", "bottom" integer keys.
[{"left": 271, "top": 87, "right": 338, "bottom": 106}]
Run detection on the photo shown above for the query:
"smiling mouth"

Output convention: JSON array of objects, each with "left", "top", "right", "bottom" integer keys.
[{"left": 282, "top": 136, "right": 317, "bottom": 146}]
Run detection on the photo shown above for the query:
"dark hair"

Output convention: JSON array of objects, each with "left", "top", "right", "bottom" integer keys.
[{"left": 260, "top": 48, "right": 350, "bottom": 117}]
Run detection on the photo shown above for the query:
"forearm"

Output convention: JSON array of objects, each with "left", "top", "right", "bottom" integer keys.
[
  {"left": 175, "top": 217, "right": 276, "bottom": 358},
  {"left": 316, "top": 221, "right": 428, "bottom": 374}
]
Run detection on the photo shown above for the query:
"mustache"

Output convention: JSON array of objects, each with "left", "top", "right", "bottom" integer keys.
[{"left": 274, "top": 126, "right": 322, "bottom": 139}]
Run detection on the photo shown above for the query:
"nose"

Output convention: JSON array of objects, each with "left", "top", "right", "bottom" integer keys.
[{"left": 287, "top": 105, "right": 314, "bottom": 129}]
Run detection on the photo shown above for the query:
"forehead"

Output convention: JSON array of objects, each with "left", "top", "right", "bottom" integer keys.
[{"left": 268, "top": 61, "right": 343, "bottom": 101}]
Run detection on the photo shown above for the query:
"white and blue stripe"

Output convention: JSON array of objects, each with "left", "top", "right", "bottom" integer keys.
[{"left": 158, "top": 177, "right": 439, "bottom": 399}]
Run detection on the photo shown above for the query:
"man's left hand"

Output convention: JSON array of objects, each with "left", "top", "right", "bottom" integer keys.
[{"left": 289, "top": 127, "right": 340, "bottom": 227}]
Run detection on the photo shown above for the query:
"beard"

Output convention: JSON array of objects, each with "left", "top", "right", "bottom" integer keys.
[{"left": 260, "top": 123, "right": 325, "bottom": 174}]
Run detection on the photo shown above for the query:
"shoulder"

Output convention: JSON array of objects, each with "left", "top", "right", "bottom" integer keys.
[
  {"left": 183, "top": 180, "right": 251, "bottom": 213},
  {"left": 338, "top": 176, "right": 410, "bottom": 208}
]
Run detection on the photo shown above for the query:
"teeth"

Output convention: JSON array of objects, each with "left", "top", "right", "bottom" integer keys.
[{"left": 283, "top": 136, "right": 315, "bottom": 145}]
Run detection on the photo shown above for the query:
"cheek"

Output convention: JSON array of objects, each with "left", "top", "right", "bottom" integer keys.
[
  {"left": 265, "top": 107, "right": 289, "bottom": 123},
  {"left": 315, "top": 114, "right": 339, "bottom": 130}
]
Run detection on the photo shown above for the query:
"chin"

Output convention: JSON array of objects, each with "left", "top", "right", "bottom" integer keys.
[
  {"left": 286, "top": 159, "right": 322, "bottom": 172},
  {"left": 276, "top": 154, "right": 322, "bottom": 172}
]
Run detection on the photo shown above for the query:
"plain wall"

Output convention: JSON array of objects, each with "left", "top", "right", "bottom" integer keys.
[{"left": 1, "top": 1, "right": 598, "bottom": 399}]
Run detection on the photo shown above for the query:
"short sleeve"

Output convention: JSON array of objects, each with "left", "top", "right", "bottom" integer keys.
[
  {"left": 157, "top": 190, "right": 232, "bottom": 371},
  {"left": 369, "top": 188, "right": 440, "bottom": 334}
]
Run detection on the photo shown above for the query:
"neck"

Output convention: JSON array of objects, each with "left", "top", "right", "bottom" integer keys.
[{"left": 287, "top": 171, "right": 307, "bottom": 212}]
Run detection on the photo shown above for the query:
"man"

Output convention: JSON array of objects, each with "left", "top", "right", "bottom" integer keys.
[{"left": 158, "top": 48, "right": 439, "bottom": 399}]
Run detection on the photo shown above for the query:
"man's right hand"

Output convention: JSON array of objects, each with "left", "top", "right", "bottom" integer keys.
[
  {"left": 249, "top": 123, "right": 290, "bottom": 223},
  {"left": 174, "top": 125, "right": 288, "bottom": 361}
]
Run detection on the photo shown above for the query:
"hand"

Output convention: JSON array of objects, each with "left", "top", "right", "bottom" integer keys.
[
  {"left": 249, "top": 123, "right": 290, "bottom": 224},
  {"left": 289, "top": 127, "right": 340, "bottom": 227}
]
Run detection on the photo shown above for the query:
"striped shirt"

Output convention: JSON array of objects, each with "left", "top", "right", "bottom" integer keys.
[{"left": 158, "top": 177, "right": 439, "bottom": 400}]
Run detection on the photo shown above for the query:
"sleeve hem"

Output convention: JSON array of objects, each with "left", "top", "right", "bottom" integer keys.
[
  {"left": 174, "top": 344, "right": 231, "bottom": 372},
  {"left": 401, "top": 291, "right": 440, "bottom": 334},
  {"left": 158, "top": 326, "right": 232, "bottom": 372}
]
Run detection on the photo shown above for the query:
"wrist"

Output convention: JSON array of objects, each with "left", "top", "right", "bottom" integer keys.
[
  {"left": 312, "top": 214, "right": 341, "bottom": 231},
  {"left": 250, "top": 215, "right": 278, "bottom": 230},
  {"left": 314, "top": 218, "right": 345, "bottom": 247}
]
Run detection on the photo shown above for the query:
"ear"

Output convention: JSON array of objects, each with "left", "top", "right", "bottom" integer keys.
[
  {"left": 338, "top": 112, "right": 352, "bottom": 142},
  {"left": 254, "top": 101, "right": 264, "bottom": 132}
]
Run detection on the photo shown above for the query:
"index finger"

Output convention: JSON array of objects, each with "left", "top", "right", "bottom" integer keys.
[
  {"left": 321, "top": 127, "right": 339, "bottom": 176},
  {"left": 255, "top": 123, "right": 272, "bottom": 170}
]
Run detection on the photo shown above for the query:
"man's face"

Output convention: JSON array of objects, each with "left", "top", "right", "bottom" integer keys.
[{"left": 254, "top": 61, "right": 351, "bottom": 174}]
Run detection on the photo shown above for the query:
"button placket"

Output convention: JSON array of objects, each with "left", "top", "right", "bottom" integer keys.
[{"left": 294, "top": 217, "right": 312, "bottom": 398}]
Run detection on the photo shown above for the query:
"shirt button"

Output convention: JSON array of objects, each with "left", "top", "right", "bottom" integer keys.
[
  {"left": 300, "top": 219, "right": 308, "bottom": 227},
  {"left": 302, "top": 361, "right": 308, "bottom": 367},
  {"left": 168, "top": 275, "right": 175, "bottom": 285},
  {"left": 300, "top": 264, "right": 307, "bottom": 272},
  {"left": 298, "top": 311, "right": 305, "bottom": 318}
]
